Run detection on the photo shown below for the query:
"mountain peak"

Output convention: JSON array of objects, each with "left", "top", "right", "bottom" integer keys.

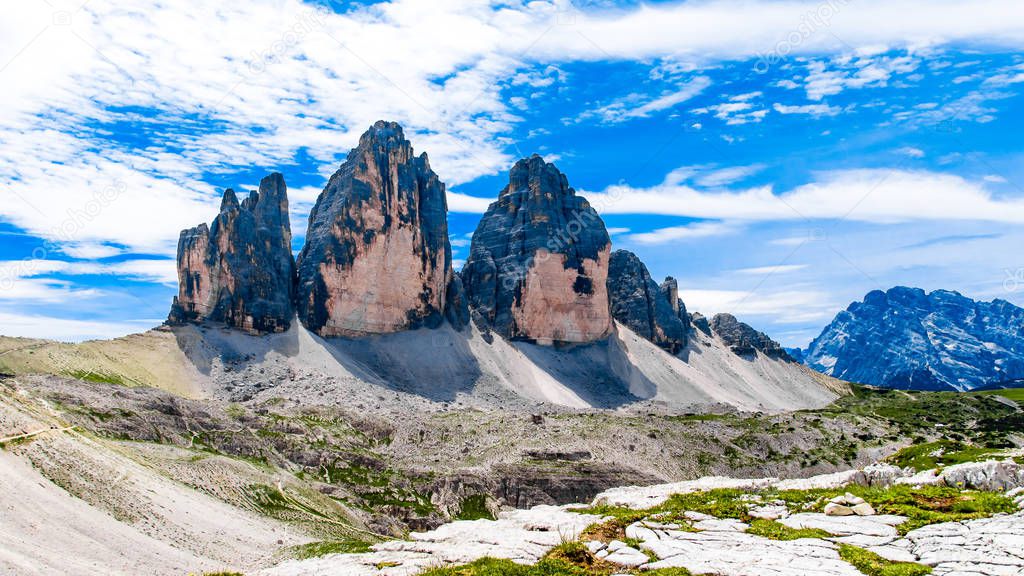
[{"left": 806, "top": 286, "right": 1024, "bottom": 391}]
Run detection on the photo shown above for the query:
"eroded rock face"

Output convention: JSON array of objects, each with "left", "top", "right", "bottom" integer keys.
[
  {"left": 607, "top": 250, "right": 688, "bottom": 353},
  {"left": 463, "top": 155, "right": 612, "bottom": 345},
  {"left": 711, "top": 313, "right": 791, "bottom": 360},
  {"left": 168, "top": 173, "right": 295, "bottom": 334},
  {"left": 296, "top": 121, "right": 453, "bottom": 337},
  {"left": 690, "top": 312, "right": 711, "bottom": 336}
]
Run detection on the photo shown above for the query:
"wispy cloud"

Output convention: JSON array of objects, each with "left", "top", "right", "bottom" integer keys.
[
  {"left": 625, "top": 221, "right": 736, "bottom": 245},
  {"left": 734, "top": 264, "right": 809, "bottom": 275},
  {"left": 584, "top": 168, "right": 1024, "bottom": 224},
  {"left": 772, "top": 102, "right": 841, "bottom": 117},
  {"left": 579, "top": 76, "right": 712, "bottom": 124}
]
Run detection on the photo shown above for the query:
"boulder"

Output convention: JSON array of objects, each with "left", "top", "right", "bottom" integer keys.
[
  {"left": 607, "top": 250, "right": 688, "bottom": 353},
  {"left": 861, "top": 463, "right": 910, "bottom": 487},
  {"left": 296, "top": 121, "right": 454, "bottom": 337},
  {"left": 939, "top": 460, "right": 1024, "bottom": 492},
  {"left": 462, "top": 155, "right": 613, "bottom": 345},
  {"left": 168, "top": 173, "right": 295, "bottom": 334},
  {"left": 710, "top": 313, "right": 792, "bottom": 360}
]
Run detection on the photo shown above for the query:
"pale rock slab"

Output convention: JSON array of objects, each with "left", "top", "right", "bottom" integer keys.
[
  {"left": 905, "top": 511, "right": 1024, "bottom": 576},
  {"left": 591, "top": 476, "right": 778, "bottom": 509}
]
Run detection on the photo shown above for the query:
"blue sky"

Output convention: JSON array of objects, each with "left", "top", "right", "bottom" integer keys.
[{"left": 2, "top": 0, "right": 1024, "bottom": 345}]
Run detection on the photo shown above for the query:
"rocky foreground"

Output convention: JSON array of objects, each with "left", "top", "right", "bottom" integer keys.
[{"left": 261, "top": 460, "right": 1024, "bottom": 576}]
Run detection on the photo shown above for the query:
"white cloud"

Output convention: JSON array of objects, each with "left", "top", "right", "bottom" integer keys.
[
  {"left": 625, "top": 221, "right": 736, "bottom": 245},
  {"left": 680, "top": 288, "right": 838, "bottom": 325},
  {"left": 896, "top": 146, "right": 926, "bottom": 158},
  {"left": 1, "top": 0, "right": 1022, "bottom": 260},
  {"left": 984, "top": 174, "right": 1009, "bottom": 183},
  {"left": 0, "top": 312, "right": 155, "bottom": 342},
  {"left": 579, "top": 76, "right": 711, "bottom": 124},
  {"left": 0, "top": 259, "right": 177, "bottom": 287},
  {"left": 584, "top": 168, "right": 1024, "bottom": 224},
  {"left": 693, "top": 100, "right": 769, "bottom": 125},
  {"left": 772, "top": 102, "right": 841, "bottom": 117},
  {"left": 734, "top": 264, "right": 809, "bottom": 275},
  {"left": 802, "top": 55, "right": 919, "bottom": 100},
  {"left": 695, "top": 165, "right": 767, "bottom": 188},
  {"left": 448, "top": 191, "right": 495, "bottom": 213}
]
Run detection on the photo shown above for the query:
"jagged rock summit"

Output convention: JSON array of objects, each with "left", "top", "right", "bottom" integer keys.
[
  {"left": 801, "top": 286, "right": 1024, "bottom": 391},
  {"left": 296, "top": 121, "right": 457, "bottom": 337},
  {"left": 607, "top": 250, "right": 689, "bottom": 353},
  {"left": 462, "top": 155, "right": 613, "bottom": 345},
  {"left": 168, "top": 173, "right": 295, "bottom": 335},
  {"left": 711, "top": 313, "right": 791, "bottom": 360}
]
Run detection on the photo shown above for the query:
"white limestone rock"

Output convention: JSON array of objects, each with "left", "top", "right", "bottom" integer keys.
[
  {"left": 896, "top": 468, "right": 943, "bottom": 486},
  {"left": 603, "top": 545, "right": 649, "bottom": 568},
  {"left": 939, "top": 460, "right": 1024, "bottom": 492},
  {"left": 592, "top": 476, "right": 778, "bottom": 509},
  {"left": 773, "top": 470, "right": 865, "bottom": 491},
  {"left": 780, "top": 513, "right": 903, "bottom": 538}
]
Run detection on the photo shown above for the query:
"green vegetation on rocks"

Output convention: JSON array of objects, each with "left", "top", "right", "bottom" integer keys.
[
  {"left": 886, "top": 440, "right": 1009, "bottom": 471},
  {"left": 417, "top": 541, "right": 695, "bottom": 576},
  {"left": 455, "top": 495, "right": 496, "bottom": 521},
  {"left": 838, "top": 544, "right": 932, "bottom": 576},
  {"left": 745, "top": 518, "right": 833, "bottom": 540}
]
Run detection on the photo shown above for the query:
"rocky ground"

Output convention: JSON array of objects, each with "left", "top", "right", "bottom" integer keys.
[
  {"left": 260, "top": 460, "right": 1024, "bottom": 576},
  {"left": 1, "top": 334, "right": 1021, "bottom": 575}
]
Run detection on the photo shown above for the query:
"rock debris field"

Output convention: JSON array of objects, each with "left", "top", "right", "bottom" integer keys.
[{"left": 261, "top": 460, "right": 1024, "bottom": 576}]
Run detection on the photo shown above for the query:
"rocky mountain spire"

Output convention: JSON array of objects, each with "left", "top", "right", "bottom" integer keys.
[
  {"left": 463, "top": 155, "right": 612, "bottom": 345},
  {"left": 607, "top": 250, "right": 689, "bottom": 353},
  {"left": 296, "top": 121, "right": 455, "bottom": 337},
  {"left": 168, "top": 172, "right": 296, "bottom": 334},
  {"left": 710, "top": 313, "right": 791, "bottom": 360}
]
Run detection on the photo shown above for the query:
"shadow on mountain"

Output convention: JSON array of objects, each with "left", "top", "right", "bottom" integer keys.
[
  {"left": 316, "top": 324, "right": 482, "bottom": 402},
  {"left": 512, "top": 331, "right": 651, "bottom": 409},
  {"left": 170, "top": 322, "right": 301, "bottom": 377}
]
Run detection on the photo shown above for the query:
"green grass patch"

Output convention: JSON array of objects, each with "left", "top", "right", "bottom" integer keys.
[
  {"left": 746, "top": 518, "right": 833, "bottom": 540},
  {"left": 777, "top": 484, "right": 1017, "bottom": 535},
  {"left": 455, "top": 494, "right": 495, "bottom": 521},
  {"left": 289, "top": 539, "right": 374, "bottom": 559},
  {"left": 839, "top": 544, "right": 932, "bottom": 576},
  {"left": 582, "top": 483, "right": 1015, "bottom": 539},
  {"left": 887, "top": 441, "right": 1006, "bottom": 472},
  {"left": 973, "top": 388, "right": 1024, "bottom": 403},
  {"left": 64, "top": 370, "right": 128, "bottom": 386}
]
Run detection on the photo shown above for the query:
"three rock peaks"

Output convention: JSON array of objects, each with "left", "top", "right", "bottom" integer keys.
[{"left": 169, "top": 121, "right": 786, "bottom": 359}]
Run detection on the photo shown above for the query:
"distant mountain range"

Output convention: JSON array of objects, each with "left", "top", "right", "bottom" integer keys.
[{"left": 798, "top": 287, "right": 1024, "bottom": 391}]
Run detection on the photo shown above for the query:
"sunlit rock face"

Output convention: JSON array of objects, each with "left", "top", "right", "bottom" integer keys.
[
  {"left": 607, "top": 250, "right": 689, "bottom": 353},
  {"left": 169, "top": 173, "right": 296, "bottom": 334},
  {"left": 296, "top": 121, "right": 453, "bottom": 337},
  {"left": 463, "top": 155, "right": 612, "bottom": 345}
]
